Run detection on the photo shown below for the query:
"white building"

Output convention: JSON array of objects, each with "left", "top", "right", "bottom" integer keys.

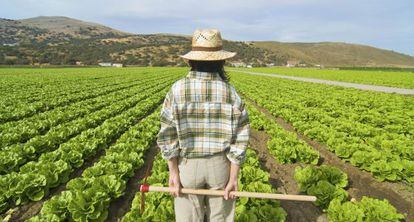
[
  {"left": 98, "top": 62, "right": 112, "bottom": 67},
  {"left": 112, "top": 63, "right": 124, "bottom": 68},
  {"left": 286, "top": 60, "right": 299, "bottom": 67},
  {"left": 98, "top": 62, "right": 124, "bottom": 67},
  {"left": 230, "top": 62, "right": 247, "bottom": 67},
  {"left": 3, "top": 43, "right": 18, "bottom": 47}
]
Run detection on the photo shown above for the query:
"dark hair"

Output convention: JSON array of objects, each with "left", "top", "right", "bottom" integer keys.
[{"left": 189, "top": 60, "right": 229, "bottom": 81}]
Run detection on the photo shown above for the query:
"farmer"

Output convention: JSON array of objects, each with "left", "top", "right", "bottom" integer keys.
[{"left": 157, "top": 29, "right": 250, "bottom": 222}]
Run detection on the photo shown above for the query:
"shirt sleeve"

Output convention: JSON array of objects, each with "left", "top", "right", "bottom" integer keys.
[
  {"left": 157, "top": 89, "right": 180, "bottom": 160},
  {"left": 227, "top": 93, "right": 250, "bottom": 165}
]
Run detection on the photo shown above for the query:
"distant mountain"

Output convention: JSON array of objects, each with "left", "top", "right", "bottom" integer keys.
[
  {"left": 18, "top": 16, "right": 130, "bottom": 38},
  {"left": 1, "top": 16, "right": 414, "bottom": 67},
  {"left": 0, "top": 16, "right": 130, "bottom": 44}
]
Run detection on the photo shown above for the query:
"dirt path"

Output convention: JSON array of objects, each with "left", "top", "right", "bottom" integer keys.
[
  {"left": 230, "top": 70, "right": 414, "bottom": 95},
  {"left": 106, "top": 142, "right": 159, "bottom": 222},
  {"left": 249, "top": 129, "right": 327, "bottom": 222},
  {"left": 248, "top": 98, "right": 414, "bottom": 221}
]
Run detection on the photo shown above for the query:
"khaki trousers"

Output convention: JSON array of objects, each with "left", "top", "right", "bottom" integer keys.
[{"left": 175, "top": 152, "right": 235, "bottom": 222}]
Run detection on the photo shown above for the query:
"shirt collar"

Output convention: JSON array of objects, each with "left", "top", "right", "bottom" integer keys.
[{"left": 187, "top": 71, "right": 222, "bottom": 80}]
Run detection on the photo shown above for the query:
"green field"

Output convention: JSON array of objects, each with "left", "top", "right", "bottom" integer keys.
[
  {"left": 0, "top": 67, "right": 411, "bottom": 221},
  {"left": 233, "top": 67, "right": 414, "bottom": 89}
]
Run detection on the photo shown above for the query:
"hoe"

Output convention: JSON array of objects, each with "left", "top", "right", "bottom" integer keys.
[{"left": 138, "top": 166, "right": 317, "bottom": 212}]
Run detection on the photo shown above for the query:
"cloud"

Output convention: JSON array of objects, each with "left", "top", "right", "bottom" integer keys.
[{"left": 1, "top": 0, "right": 413, "bottom": 55}]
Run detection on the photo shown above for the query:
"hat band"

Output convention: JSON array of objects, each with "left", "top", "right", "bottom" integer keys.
[{"left": 192, "top": 46, "right": 223, "bottom": 52}]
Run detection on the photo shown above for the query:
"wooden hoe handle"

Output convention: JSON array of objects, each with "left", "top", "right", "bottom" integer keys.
[{"left": 140, "top": 185, "right": 317, "bottom": 202}]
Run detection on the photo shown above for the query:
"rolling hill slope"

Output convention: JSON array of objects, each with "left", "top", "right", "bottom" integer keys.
[
  {"left": 252, "top": 41, "right": 414, "bottom": 67},
  {"left": 1, "top": 16, "right": 414, "bottom": 67},
  {"left": 19, "top": 16, "right": 131, "bottom": 38}
]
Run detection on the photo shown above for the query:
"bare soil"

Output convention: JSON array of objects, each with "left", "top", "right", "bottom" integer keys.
[
  {"left": 106, "top": 143, "right": 159, "bottom": 222},
  {"left": 248, "top": 98, "right": 414, "bottom": 221},
  {"left": 250, "top": 129, "right": 327, "bottom": 222}
]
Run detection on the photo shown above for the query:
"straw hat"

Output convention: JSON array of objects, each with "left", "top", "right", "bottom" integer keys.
[{"left": 180, "top": 29, "right": 236, "bottom": 61}]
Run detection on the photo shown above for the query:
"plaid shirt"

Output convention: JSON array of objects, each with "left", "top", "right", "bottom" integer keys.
[{"left": 157, "top": 71, "right": 250, "bottom": 165}]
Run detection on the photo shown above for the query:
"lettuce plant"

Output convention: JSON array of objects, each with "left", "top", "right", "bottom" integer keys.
[{"left": 327, "top": 197, "right": 404, "bottom": 222}]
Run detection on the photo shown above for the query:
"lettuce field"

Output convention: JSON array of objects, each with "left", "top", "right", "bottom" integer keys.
[{"left": 0, "top": 67, "right": 412, "bottom": 222}]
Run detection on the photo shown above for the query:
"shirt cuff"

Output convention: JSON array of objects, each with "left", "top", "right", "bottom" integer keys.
[
  {"left": 161, "top": 148, "right": 180, "bottom": 160},
  {"left": 226, "top": 146, "right": 247, "bottom": 165}
]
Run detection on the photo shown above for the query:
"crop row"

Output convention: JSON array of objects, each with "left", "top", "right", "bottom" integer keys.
[
  {"left": 28, "top": 107, "right": 161, "bottom": 221},
  {"left": 0, "top": 74, "right": 173, "bottom": 149},
  {"left": 294, "top": 165, "right": 404, "bottom": 221},
  {"left": 122, "top": 148, "right": 287, "bottom": 222},
  {"left": 0, "top": 67, "right": 113, "bottom": 87},
  {"left": 244, "top": 90, "right": 404, "bottom": 220},
  {"left": 0, "top": 71, "right": 160, "bottom": 123},
  {"left": 0, "top": 87, "right": 168, "bottom": 213},
  {"left": 234, "top": 67, "right": 414, "bottom": 89},
  {"left": 0, "top": 68, "right": 135, "bottom": 105},
  {"left": 0, "top": 79, "right": 174, "bottom": 175},
  {"left": 0, "top": 67, "right": 180, "bottom": 104},
  {"left": 1, "top": 71, "right": 135, "bottom": 109},
  {"left": 246, "top": 101, "right": 319, "bottom": 165},
  {"left": 1, "top": 74, "right": 118, "bottom": 107},
  {"left": 0, "top": 78, "right": 140, "bottom": 123},
  {"left": 231, "top": 73, "right": 414, "bottom": 182}
]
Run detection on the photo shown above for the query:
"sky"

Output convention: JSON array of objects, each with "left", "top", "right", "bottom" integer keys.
[{"left": 1, "top": 0, "right": 413, "bottom": 56}]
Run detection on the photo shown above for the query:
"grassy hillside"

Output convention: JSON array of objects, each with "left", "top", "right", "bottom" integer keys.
[
  {"left": 1, "top": 16, "right": 414, "bottom": 67},
  {"left": 18, "top": 16, "right": 130, "bottom": 38},
  {"left": 0, "top": 17, "right": 284, "bottom": 66},
  {"left": 252, "top": 41, "right": 414, "bottom": 67}
]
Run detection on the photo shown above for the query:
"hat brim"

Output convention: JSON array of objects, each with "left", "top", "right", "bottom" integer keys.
[{"left": 180, "top": 50, "right": 236, "bottom": 61}]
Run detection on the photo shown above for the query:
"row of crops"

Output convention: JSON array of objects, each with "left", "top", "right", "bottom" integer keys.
[
  {"left": 0, "top": 68, "right": 184, "bottom": 218},
  {"left": 0, "top": 67, "right": 411, "bottom": 221},
  {"left": 230, "top": 72, "right": 414, "bottom": 183},
  {"left": 234, "top": 67, "right": 414, "bottom": 89},
  {"left": 0, "top": 77, "right": 175, "bottom": 174},
  {"left": 246, "top": 102, "right": 404, "bottom": 221},
  {"left": 29, "top": 108, "right": 161, "bottom": 221},
  {"left": 121, "top": 148, "right": 287, "bottom": 222}
]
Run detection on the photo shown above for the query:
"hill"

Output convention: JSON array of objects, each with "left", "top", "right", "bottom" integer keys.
[
  {"left": 18, "top": 16, "right": 131, "bottom": 38},
  {"left": 1, "top": 16, "right": 414, "bottom": 67},
  {"left": 0, "top": 17, "right": 280, "bottom": 66},
  {"left": 252, "top": 41, "right": 414, "bottom": 68}
]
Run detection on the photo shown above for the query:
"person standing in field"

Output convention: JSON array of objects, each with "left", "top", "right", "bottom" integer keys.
[{"left": 157, "top": 29, "right": 250, "bottom": 222}]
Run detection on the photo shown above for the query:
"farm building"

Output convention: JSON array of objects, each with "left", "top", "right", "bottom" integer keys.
[
  {"left": 112, "top": 63, "right": 124, "bottom": 68},
  {"left": 230, "top": 62, "right": 247, "bottom": 67},
  {"left": 98, "top": 62, "right": 112, "bottom": 67},
  {"left": 286, "top": 60, "right": 300, "bottom": 67},
  {"left": 2, "top": 42, "right": 19, "bottom": 46},
  {"left": 98, "top": 62, "right": 124, "bottom": 67}
]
